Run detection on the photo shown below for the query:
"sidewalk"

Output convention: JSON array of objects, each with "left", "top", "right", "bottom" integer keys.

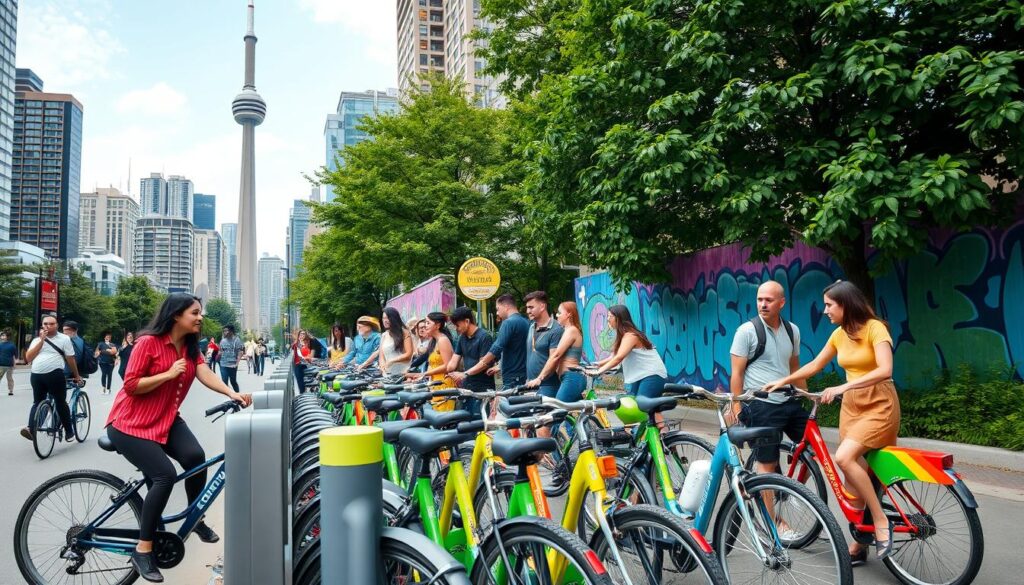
[{"left": 657, "top": 405, "right": 1024, "bottom": 502}]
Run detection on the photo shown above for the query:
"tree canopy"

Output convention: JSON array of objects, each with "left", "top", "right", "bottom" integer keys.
[
  {"left": 112, "top": 276, "right": 163, "bottom": 336},
  {"left": 0, "top": 250, "right": 33, "bottom": 334},
  {"left": 480, "top": 0, "right": 1023, "bottom": 296},
  {"left": 204, "top": 298, "right": 239, "bottom": 332}
]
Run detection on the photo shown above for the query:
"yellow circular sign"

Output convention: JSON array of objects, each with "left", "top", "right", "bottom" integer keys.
[{"left": 458, "top": 257, "right": 501, "bottom": 300}]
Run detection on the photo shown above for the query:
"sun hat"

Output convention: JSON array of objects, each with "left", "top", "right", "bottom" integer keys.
[{"left": 357, "top": 316, "right": 381, "bottom": 331}]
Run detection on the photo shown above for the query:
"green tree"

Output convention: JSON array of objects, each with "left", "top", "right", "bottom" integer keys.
[
  {"left": 204, "top": 298, "right": 238, "bottom": 332},
  {"left": 0, "top": 251, "right": 33, "bottom": 333},
  {"left": 480, "top": 0, "right": 1023, "bottom": 298},
  {"left": 201, "top": 317, "right": 223, "bottom": 340},
  {"left": 58, "top": 266, "right": 115, "bottom": 341},
  {"left": 112, "top": 276, "right": 163, "bottom": 336}
]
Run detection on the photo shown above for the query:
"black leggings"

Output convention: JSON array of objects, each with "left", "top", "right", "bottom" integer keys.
[
  {"left": 106, "top": 418, "right": 207, "bottom": 541},
  {"left": 100, "top": 363, "right": 114, "bottom": 389},
  {"left": 29, "top": 369, "right": 73, "bottom": 433}
]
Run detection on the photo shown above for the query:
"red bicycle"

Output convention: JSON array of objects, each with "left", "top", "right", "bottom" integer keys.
[{"left": 750, "top": 387, "right": 984, "bottom": 585}]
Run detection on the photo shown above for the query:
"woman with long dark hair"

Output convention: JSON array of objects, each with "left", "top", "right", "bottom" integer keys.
[
  {"left": 765, "top": 280, "right": 900, "bottom": 562},
  {"left": 96, "top": 331, "right": 118, "bottom": 394},
  {"left": 589, "top": 304, "right": 668, "bottom": 398},
  {"left": 117, "top": 331, "right": 135, "bottom": 381},
  {"left": 327, "top": 323, "right": 350, "bottom": 368},
  {"left": 292, "top": 329, "right": 314, "bottom": 389},
  {"left": 379, "top": 307, "right": 414, "bottom": 375},
  {"left": 104, "top": 293, "right": 252, "bottom": 582},
  {"left": 407, "top": 311, "right": 456, "bottom": 410}
]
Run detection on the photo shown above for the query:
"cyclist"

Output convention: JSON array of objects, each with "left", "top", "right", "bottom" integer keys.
[
  {"left": 61, "top": 320, "right": 89, "bottom": 379},
  {"left": 105, "top": 293, "right": 252, "bottom": 583},
  {"left": 765, "top": 280, "right": 900, "bottom": 562},
  {"left": 342, "top": 316, "right": 381, "bottom": 369},
  {"left": 21, "top": 315, "right": 83, "bottom": 442},
  {"left": 460, "top": 293, "right": 529, "bottom": 389},
  {"left": 446, "top": 305, "right": 495, "bottom": 417},
  {"left": 379, "top": 307, "right": 414, "bottom": 375}
]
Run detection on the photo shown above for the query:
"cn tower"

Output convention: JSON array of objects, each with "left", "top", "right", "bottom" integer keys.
[{"left": 232, "top": 0, "right": 265, "bottom": 332}]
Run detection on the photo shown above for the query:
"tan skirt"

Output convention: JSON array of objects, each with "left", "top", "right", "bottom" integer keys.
[{"left": 838, "top": 380, "right": 901, "bottom": 449}]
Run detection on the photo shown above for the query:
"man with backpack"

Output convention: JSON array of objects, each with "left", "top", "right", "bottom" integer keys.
[
  {"left": 62, "top": 320, "right": 97, "bottom": 380},
  {"left": 728, "top": 280, "right": 808, "bottom": 477}
]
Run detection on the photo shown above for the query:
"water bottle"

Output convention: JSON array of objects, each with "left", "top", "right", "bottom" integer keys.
[{"left": 679, "top": 459, "right": 712, "bottom": 512}]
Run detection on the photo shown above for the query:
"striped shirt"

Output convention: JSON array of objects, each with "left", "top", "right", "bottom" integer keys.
[{"left": 106, "top": 334, "right": 205, "bottom": 444}]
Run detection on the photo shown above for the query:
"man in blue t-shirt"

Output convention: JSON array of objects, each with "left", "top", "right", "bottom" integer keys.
[
  {"left": 461, "top": 294, "right": 529, "bottom": 388},
  {"left": 0, "top": 330, "right": 17, "bottom": 395},
  {"left": 62, "top": 321, "right": 87, "bottom": 379}
]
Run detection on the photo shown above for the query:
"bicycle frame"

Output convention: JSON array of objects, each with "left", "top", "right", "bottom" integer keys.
[
  {"left": 412, "top": 454, "right": 480, "bottom": 569},
  {"left": 75, "top": 454, "right": 227, "bottom": 554}
]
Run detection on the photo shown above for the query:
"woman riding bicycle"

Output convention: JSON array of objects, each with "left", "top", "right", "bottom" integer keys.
[
  {"left": 105, "top": 293, "right": 252, "bottom": 583},
  {"left": 764, "top": 280, "right": 900, "bottom": 563}
]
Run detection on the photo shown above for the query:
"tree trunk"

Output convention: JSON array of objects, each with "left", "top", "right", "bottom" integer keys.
[{"left": 835, "top": 230, "right": 876, "bottom": 305}]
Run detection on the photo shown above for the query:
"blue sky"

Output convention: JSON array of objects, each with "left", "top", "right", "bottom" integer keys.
[{"left": 17, "top": 0, "right": 398, "bottom": 258}]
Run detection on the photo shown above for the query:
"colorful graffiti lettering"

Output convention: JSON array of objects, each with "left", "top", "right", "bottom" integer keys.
[
  {"left": 576, "top": 219, "right": 1024, "bottom": 390},
  {"left": 387, "top": 276, "right": 457, "bottom": 325}
]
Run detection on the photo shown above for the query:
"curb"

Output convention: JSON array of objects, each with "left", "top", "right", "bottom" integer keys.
[{"left": 664, "top": 405, "right": 1024, "bottom": 473}]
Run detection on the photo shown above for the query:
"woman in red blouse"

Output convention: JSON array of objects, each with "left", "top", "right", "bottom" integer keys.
[
  {"left": 105, "top": 293, "right": 252, "bottom": 583},
  {"left": 292, "top": 329, "right": 313, "bottom": 391}
]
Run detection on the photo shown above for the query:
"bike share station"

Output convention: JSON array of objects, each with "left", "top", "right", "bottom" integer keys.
[{"left": 223, "top": 359, "right": 465, "bottom": 584}]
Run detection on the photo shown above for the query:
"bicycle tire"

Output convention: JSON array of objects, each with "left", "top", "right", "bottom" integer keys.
[
  {"left": 471, "top": 516, "right": 614, "bottom": 584},
  {"left": 658, "top": 432, "right": 715, "bottom": 507},
  {"left": 293, "top": 467, "right": 321, "bottom": 517},
  {"left": 15, "top": 469, "right": 144, "bottom": 585},
  {"left": 589, "top": 504, "right": 728, "bottom": 584},
  {"left": 472, "top": 465, "right": 514, "bottom": 536},
  {"left": 580, "top": 460, "right": 657, "bottom": 541},
  {"left": 712, "top": 473, "right": 852, "bottom": 585},
  {"left": 881, "top": 480, "right": 984, "bottom": 585},
  {"left": 73, "top": 391, "right": 91, "bottom": 442},
  {"left": 743, "top": 440, "right": 828, "bottom": 503},
  {"left": 32, "top": 401, "right": 56, "bottom": 459},
  {"left": 544, "top": 414, "right": 607, "bottom": 498}
]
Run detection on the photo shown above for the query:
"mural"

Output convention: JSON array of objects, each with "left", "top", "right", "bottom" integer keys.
[
  {"left": 576, "top": 218, "right": 1024, "bottom": 390},
  {"left": 387, "top": 276, "right": 457, "bottom": 325}
]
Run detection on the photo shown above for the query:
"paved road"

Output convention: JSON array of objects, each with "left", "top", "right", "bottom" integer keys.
[{"left": 0, "top": 364, "right": 267, "bottom": 584}]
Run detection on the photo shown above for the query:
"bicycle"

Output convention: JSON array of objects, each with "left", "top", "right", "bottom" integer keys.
[
  {"left": 30, "top": 378, "right": 90, "bottom": 459},
  {"left": 746, "top": 386, "right": 985, "bottom": 585},
  {"left": 611, "top": 384, "right": 854, "bottom": 585}
]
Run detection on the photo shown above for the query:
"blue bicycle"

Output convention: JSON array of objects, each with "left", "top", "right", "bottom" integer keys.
[
  {"left": 13, "top": 400, "right": 241, "bottom": 585},
  {"left": 31, "top": 378, "right": 91, "bottom": 459}
]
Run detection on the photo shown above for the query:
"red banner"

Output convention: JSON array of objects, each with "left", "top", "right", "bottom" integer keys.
[{"left": 40, "top": 280, "right": 58, "bottom": 312}]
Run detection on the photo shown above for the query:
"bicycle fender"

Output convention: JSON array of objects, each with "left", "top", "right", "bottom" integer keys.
[
  {"left": 382, "top": 527, "right": 470, "bottom": 584},
  {"left": 947, "top": 471, "right": 979, "bottom": 509},
  {"left": 383, "top": 479, "right": 406, "bottom": 500}
]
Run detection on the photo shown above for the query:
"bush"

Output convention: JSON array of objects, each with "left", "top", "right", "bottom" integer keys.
[{"left": 807, "top": 366, "right": 1024, "bottom": 451}]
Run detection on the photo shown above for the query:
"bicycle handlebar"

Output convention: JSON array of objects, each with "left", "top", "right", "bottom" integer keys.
[
  {"left": 456, "top": 409, "right": 569, "bottom": 434},
  {"left": 205, "top": 400, "right": 243, "bottom": 417}
]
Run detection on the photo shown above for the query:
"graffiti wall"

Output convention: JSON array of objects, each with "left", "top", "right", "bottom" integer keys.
[
  {"left": 575, "top": 218, "right": 1024, "bottom": 390},
  {"left": 387, "top": 276, "right": 457, "bottom": 325}
]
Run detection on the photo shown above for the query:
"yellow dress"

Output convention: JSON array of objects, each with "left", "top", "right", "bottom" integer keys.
[
  {"left": 828, "top": 319, "right": 901, "bottom": 449},
  {"left": 428, "top": 347, "right": 456, "bottom": 411}
]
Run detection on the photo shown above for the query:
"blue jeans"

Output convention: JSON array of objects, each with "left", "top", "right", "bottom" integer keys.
[
  {"left": 550, "top": 370, "right": 588, "bottom": 436},
  {"left": 626, "top": 374, "right": 666, "bottom": 398},
  {"left": 501, "top": 375, "right": 526, "bottom": 390},
  {"left": 220, "top": 366, "right": 239, "bottom": 392}
]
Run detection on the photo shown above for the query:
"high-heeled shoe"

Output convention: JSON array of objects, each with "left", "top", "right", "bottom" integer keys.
[
  {"left": 850, "top": 546, "right": 868, "bottom": 566},
  {"left": 875, "top": 519, "right": 895, "bottom": 560}
]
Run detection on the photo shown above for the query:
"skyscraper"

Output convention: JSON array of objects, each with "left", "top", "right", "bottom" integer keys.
[
  {"left": 286, "top": 199, "right": 311, "bottom": 277},
  {"left": 139, "top": 173, "right": 166, "bottom": 216},
  {"left": 78, "top": 187, "right": 139, "bottom": 267},
  {"left": 0, "top": 1, "right": 17, "bottom": 241},
  {"left": 140, "top": 173, "right": 193, "bottom": 221},
  {"left": 166, "top": 175, "right": 193, "bottom": 222},
  {"left": 221, "top": 222, "right": 241, "bottom": 314},
  {"left": 133, "top": 216, "right": 194, "bottom": 292},
  {"left": 193, "top": 193, "right": 216, "bottom": 230},
  {"left": 258, "top": 253, "right": 284, "bottom": 333},
  {"left": 323, "top": 90, "right": 399, "bottom": 202},
  {"left": 12, "top": 68, "right": 83, "bottom": 259},
  {"left": 193, "top": 228, "right": 226, "bottom": 301},
  {"left": 397, "top": 0, "right": 446, "bottom": 92},
  {"left": 444, "top": 0, "right": 504, "bottom": 108},
  {"left": 232, "top": 0, "right": 266, "bottom": 332}
]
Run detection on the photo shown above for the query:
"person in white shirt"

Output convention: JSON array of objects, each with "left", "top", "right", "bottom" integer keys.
[{"left": 21, "top": 315, "right": 83, "bottom": 442}]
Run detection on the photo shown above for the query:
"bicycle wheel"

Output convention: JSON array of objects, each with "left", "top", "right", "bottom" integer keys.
[
  {"left": 472, "top": 465, "right": 513, "bottom": 536},
  {"left": 580, "top": 461, "right": 657, "bottom": 541},
  {"left": 381, "top": 527, "right": 472, "bottom": 584},
  {"left": 73, "top": 391, "right": 91, "bottom": 442},
  {"left": 15, "top": 469, "right": 144, "bottom": 585},
  {"left": 589, "top": 504, "right": 727, "bottom": 584},
  {"left": 471, "top": 517, "right": 614, "bottom": 584},
  {"left": 712, "top": 473, "right": 852, "bottom": 585},
  {"left": 743, "top": 441, "right": 828, "bottom": 503},
  {"left": 32, "top": 401, "right": 57, "bottom": 459},
  {"left": 880, "top": 480, "right": 984, "bottom": 585},
  {"left": 659, "top": 433, "right": 715, "bottom": 507}
]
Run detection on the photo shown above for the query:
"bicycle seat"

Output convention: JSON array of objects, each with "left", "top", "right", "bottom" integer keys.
[
  {"left": 498, "top": 400, "right": 551, "bottom": 418},
  {"left": 338, "top": 379, "right": 371, "bottom": 392},
  {"left": 634, "top": 395, "right": 678, "bottom": 414},
  {"left": 321, "top": 372, "right": 340, "bottom": 382},
  {"left": 363, "top": 395, "right": 403, "bottom": 414},
  {"left": 726, "top": 425, "right": 781, "bottom": 449},
  {"left": 322, "top": 392, "right": 361, "bottom": 407},
  {"left": 423, "top": 408, "right": 475, "bottom": 429},
  {"left": 395, "top": 391, "right": 432, "bottom": 406},
  {"left": 398, "top": 428, "right": 476, "bottom": 456},
  {"left": 490, "top": 431, "right": 557, "bottom": 467},
  {"left": 97, "top": 436, "right": 118, "bottom": 453},
  {"left": 378, "top": 419, "right": 430, "bottom": 443}
]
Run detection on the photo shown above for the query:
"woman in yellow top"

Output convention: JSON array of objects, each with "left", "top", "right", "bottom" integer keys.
[
  {"left": 327, "top": 323, "right": 350, "bottom": 368},
  {"left": 407, "top": 311, "right": 456, "bottom": 411},
  {"left": 765, "top": 280, "right": 900, "bottom": 562}
]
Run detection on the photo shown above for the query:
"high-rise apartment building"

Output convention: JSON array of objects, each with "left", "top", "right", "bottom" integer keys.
[
  {"left": 140, "top": 173, "right": 193, "bottom": 221},
  {"left": 193, "top": 193, "right": 215, "bottom": 230},
  {"left": 221, "top": 222, "right": 241, "bottom": 313},
  {"left": 193, "top": 228, "right": 225, "bottom": 302},
  {"left": 133, "top": 216, "right": 193, "bottom": 292},
  {"left": 258, "top": 253, "right": 284, "bottom": 333},
  {"left": 78, "top": 187, "right": 139, "bottom": 268},
  {"left": 139, "top": 173, "right": 165, "bottom": 216},
  {"left": 397, "top": 0, "right": 446, "bottom": 93},
  {"left": 0, "top": 2, "right": 17, "bottom": 241},
  {"left": 286, "top": 199, "right": 311, "bottom": 277},
  {"left": 12, "top": 68, "right": 83, "bottom": 259},
  {"left": 323, "top": 90, "right": 399, "bottom": 202},
  {"left": 166, "top": 175, "right": 193, "bottom": 222},
  {"left": 444, "top": 0, "right": 504, "bottom": 108}
]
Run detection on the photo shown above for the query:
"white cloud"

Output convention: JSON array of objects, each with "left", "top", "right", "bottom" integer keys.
[
  {"left": 298, "top": 0, "right": 397, "bottom": 64},
  {"left": 15, "top": 0, "right": 125, "bottom": 89},
  {"left": 116, "top": 82, "right": 188, "bottom": 116}
]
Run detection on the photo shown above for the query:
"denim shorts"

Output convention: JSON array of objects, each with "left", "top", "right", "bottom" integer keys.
[{"left": 626, "top": 375, "right": 666, "bottom": 398}]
